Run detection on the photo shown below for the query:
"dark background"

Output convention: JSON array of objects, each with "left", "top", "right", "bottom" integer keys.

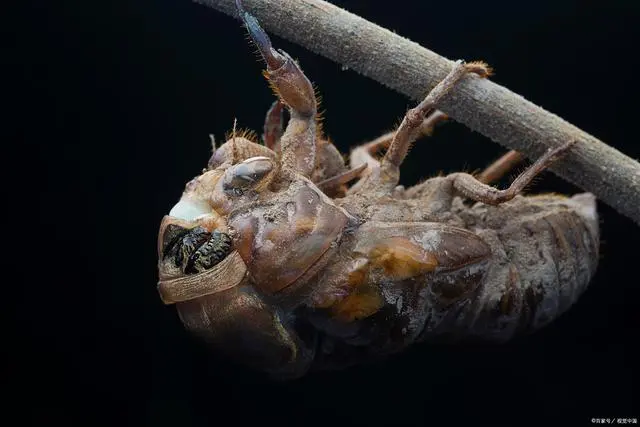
[{"left": 17, "top": 0, "right": 638, "bottom": 425}]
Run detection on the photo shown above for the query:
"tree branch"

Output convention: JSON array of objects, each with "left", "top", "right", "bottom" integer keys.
[{"left": 194, "top": 0, "right": 640, "bottom": 225}]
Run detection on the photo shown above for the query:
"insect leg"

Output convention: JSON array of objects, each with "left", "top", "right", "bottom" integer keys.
[
  {"left": 347, "top": 111, "right": 448, "bottom": 193},
  {"left": 262, "top": 99, "right": 285, "bottom": 152},
  {"left": 376, "top": 61, "right": 490, "bottom": 189},
  {"left": 476, "top": 150, "right": 525, "bottom": 185},
  {"left": 316, "top": 163, "right": 367, "bottom": 194},
  {"left": 236, "top": 0, "right": 317, "bottom": 177},
  {"left": 448, "top": 140, "right": 576, "bottom": 205}
]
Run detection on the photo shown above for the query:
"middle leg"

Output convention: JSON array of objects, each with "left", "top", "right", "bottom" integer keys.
[
  {"left": 347, "top": 110, "right": 448, "bottom": 194},
  {"left": 262, "top": 99, "right": 285, "bottom": 152},
  {"left": 352, "top": 60, "right": 491, "bottom": 194}
]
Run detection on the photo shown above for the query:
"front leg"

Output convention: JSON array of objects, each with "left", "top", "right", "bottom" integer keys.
[
  {"left": 236, "top": 0, "right": 318, "bottom": 177},
  {"left": 261, "top": 97, "right": 354, "bottom": 197}
]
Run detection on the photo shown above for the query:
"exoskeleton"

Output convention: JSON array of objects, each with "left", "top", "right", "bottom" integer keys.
[{"left": 157, "top": 0, "right": 599, "bottom": 379}]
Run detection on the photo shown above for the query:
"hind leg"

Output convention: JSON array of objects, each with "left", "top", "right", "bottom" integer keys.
[
  {"left": 446, "top": 140, "right": 576, "bottom": 206},
  {"left": 476, "top": 150, "right": 525, "bottom": 185}
]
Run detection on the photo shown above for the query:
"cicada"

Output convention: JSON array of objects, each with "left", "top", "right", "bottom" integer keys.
[{"left": 156, "top": 0, "right": 599, "bottom": 379}]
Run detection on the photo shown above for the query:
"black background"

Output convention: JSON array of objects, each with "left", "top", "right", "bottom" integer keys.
[{"left": 17, "top": 0, "right": 638, "bottom": 425}]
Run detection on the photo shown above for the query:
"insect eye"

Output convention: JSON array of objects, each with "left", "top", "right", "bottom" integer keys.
[{"left": 223, "top": 156, "right": 274, "bottom": 196}]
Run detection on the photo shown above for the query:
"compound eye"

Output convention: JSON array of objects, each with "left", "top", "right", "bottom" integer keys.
[{"left": 223, "top": 156, "right": 274, "bottom": 196}]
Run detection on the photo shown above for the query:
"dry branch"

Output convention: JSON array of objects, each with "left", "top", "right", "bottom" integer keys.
[{"left": 194, "top": 0, "right": 640, "bottom": 225}]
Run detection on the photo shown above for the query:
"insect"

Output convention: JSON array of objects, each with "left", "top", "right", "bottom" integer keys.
[{"left": 156, "top": 0, "right": 599, "bottom": 379}]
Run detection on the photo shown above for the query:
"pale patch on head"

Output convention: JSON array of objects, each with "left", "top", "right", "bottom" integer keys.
[{"left": 169, "top": 198, "right": 211, "bottom": 221}]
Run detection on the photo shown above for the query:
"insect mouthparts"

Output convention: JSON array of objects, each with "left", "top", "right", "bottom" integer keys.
[{"left": 184, "top": 229, "right": 233, "bottom": 274}]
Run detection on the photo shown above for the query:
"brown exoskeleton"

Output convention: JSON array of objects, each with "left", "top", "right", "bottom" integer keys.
[{"left": 156, "top": 0, "right": 599, "bottom": 379}]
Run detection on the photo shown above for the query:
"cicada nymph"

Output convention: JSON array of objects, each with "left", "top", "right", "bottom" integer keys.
[{"left": 156, "top": 0, "right": 599, "bottom": 379}]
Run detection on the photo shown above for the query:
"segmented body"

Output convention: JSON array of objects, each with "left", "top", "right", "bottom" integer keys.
[
  {"left": 171, "top": 172, "right": 599, "bottom": 378},
  {"left": 157, "top": 0, "right": 600, "bottom": 380},
  {"left": 449, "top": 193, "right": 599, "bottom": 340},
  {"left": 293, "top": 189, "right": 600, "bottom": 372}
]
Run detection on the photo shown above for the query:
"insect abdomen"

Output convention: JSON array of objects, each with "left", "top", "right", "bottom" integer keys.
[
  {"left": 449, "top": 193, "right": 600, "bottom": 341},
  {"left": 508, "top": 194, "right": 598, "bottom": 329}
]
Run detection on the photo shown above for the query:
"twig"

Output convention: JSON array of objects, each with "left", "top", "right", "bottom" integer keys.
[{"left": 193, "top": 0, "right": 640, "bottom": 225}]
